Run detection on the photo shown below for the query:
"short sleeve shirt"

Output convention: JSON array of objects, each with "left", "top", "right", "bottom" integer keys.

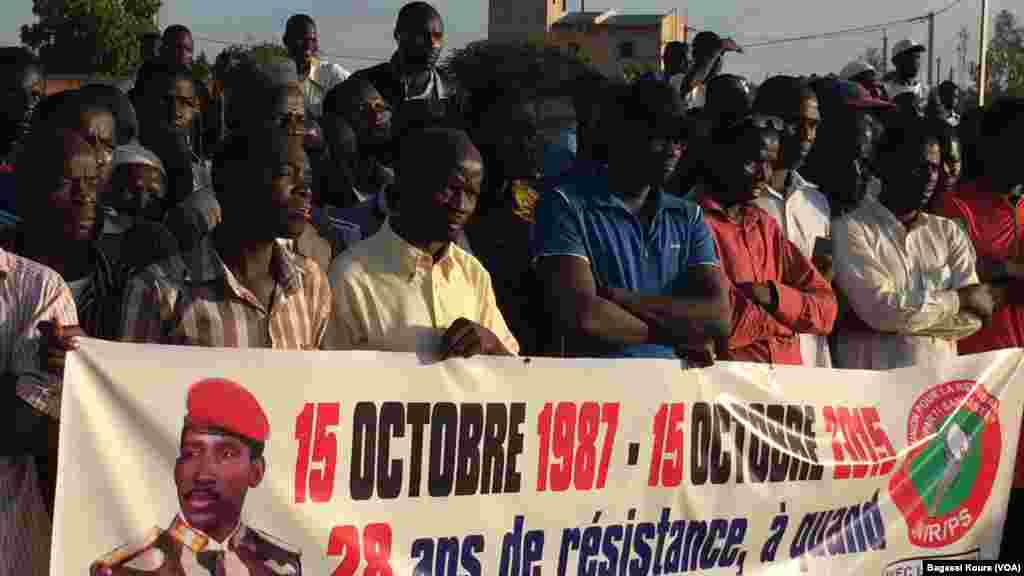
[{"left": 531, "top": 169, "right": 719, "bottom": 358}]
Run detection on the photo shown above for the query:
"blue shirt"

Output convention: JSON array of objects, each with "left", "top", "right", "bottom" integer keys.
[
  {"left": 532, "top": 168, "right": 720, "bottom": 358},
  {"left": 543, "top": 138, "right": 576, "bottom": 180}
]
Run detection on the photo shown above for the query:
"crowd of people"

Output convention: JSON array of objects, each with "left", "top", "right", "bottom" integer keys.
[{"left": 1, "top": 0, "right": 1024, "bottom": 572}]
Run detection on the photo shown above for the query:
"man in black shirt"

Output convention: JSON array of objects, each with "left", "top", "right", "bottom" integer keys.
[{"left": 351, "top": 2, "right": 466, "bottom": 136}]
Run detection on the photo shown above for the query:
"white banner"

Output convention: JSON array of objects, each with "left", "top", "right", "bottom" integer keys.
[{"left": 55, "top": 339, "right": 1024, "bottom": 575}]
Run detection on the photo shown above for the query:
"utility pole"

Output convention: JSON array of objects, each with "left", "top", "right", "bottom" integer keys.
[
  {"left": 960, "top": 26, "right": 970, "bottom": 87},
  {"left": 978, "top": 0, "right": 989, "bottom": 106},
  {"left": 882, "top": 30, "right": 888, "bottom": 75},
  {"left": 937, "top": 57, "right": 942, "bottom": 85},
  {"left": 927, "top": 12, "right": 935, "bottom": 88}
]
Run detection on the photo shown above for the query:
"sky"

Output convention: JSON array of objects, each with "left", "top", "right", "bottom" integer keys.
[{"left": 0, "top": 0, "right": 1015, "bottom": 85}]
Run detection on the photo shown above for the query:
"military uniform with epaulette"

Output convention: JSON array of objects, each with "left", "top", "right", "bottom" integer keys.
[{"left": 90, "top": 516, "right": 301, "bottom": 575}]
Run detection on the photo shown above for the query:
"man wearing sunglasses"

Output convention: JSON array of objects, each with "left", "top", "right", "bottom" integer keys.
[
  {"left": 533, "top": 79, "right": 731, "bottom": 363},
  {"left": 696, "top": 116, "right": 837, "bottom": 365},
  {"left": 751, "top": 76, "right": 832, "bottom": 368}
]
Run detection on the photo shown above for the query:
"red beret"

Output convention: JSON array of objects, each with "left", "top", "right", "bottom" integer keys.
[{"left": 184, "top": 378, "right": 270, "bottom": 443}]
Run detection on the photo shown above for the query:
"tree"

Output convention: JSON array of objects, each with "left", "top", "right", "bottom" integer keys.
[
  {"left": 210, "top": 43, "right": 289, "bottom": 89},
  {"left": 443, "top": 40, "right": 598, "bottom": 101},
  {"left": 21, "top": 0, "right": 162, "bottom": 77},
  {"left": 248, "top": 42, "right": 289, "bottom": 68},
  {"left": 193, "top": 50, "right": 212, "bottom": 84},
  {"left": 622, "top": 61, "right": 659, "bottom": 83},
  {"left": 967, "top": 10, "right": 1024, "bottom": 103},
  {"left": 987, "top": 9, "right": 1024, "bottom": 98}
]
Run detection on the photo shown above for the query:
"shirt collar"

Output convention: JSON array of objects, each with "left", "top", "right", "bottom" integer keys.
[
  {"left": 588, "top": 182, "right": 683, "bottom": 213},
  {"left": 764, "top": 170, "right": 818, "bottom": 201},
  {"left": 0, "top": 247, "right": 10, "bottom": 279},
  {"left": 305, "top": 57, "right": 323, "bottom": 86},
  {"left": 170, "top": 515, "right": 246, "bottom": 553},
  {"left": 789, "top": 170, "right": 818, "bottom": 192},
  {"left": 185, "top": 235, "right": 307, "bottom": 297},
  {"left": 862, "top": 195, "right": 922, "bottom": 233},
  {"left": 698, "top": 192, "right": 763, "bottom": 226},
  {"left": 376, "top": 188, "right": 390, "bottom": 216},
  {"left": 380, "top": 221, "right": 457, "bottom": 281},
  {"left": 389, "top": 53, "right": 446, "bottom": 100}
]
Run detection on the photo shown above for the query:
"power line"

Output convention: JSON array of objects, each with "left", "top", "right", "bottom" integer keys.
[
  {"left": 934, "top": 0, "right": 967, "bottom": 17},
  {"left": 741, "top": 14, "right": 925, "bottom": 48}
]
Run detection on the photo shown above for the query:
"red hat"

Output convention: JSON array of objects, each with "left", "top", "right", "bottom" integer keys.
[
  {"left": 830, "top": 79, "right": 895, "bottom": 110},
  {"left": 184, "top": 378, "right": 270, "bottom": 443}
]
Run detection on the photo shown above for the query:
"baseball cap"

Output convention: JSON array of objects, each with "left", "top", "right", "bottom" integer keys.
[
  {"left": 112, "top": 143, "right": 166, "bottom": 177},
  {"left": 891, "top": 39, "right": 926, "bottom": 59},
  {"left": 693, "top": 31, "right": 743, "bottom": 56},
  {"left": 830, "top": 79, "right": 896, "bottom": 110},
  {"left": 840, "top": 60, "right": 876, "bottom": 81}
]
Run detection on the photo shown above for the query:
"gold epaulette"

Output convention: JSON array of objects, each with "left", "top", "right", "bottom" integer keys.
[{"left": 91, "top": 527, "right": 163, "bottom": 568}]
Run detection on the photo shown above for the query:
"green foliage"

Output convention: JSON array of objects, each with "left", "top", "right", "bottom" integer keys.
[
  {"left": 970, "top": 9, "right": 1024, "bottom": 101},
  {"left": 248, "top": 42, "right": 290, "bottom": 68},
  {"left": 210, "top": 42, "right": 290, "bottom": 88},
  {"left": 621, "top": 61, "right": 659, "bottom": 83},
  {"left": 442, "top": 40, "right": 599, "bottom": 100},
  {"left": 192, "top": 51, "right": 212, "bottom": 83},
  {"left": 20, "top": 0, "right": 162, "bottom": 77}
]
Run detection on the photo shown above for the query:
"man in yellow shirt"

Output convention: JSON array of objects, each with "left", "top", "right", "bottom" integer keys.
[{"left": 327, "top": 128, "right": 518, "bottom": 359}]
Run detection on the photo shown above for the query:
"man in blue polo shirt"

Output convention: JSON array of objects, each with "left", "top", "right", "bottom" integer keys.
[{"left": 532, "top": 79, "right": 732, "bottom": 361}]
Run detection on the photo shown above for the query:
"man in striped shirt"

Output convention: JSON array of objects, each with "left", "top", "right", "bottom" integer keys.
[
  {"left": 1, "top": 247, "right": 80, "bottom": 575},
  {"left": 121, "top": 125, "right": 332, "bottom": 349}
]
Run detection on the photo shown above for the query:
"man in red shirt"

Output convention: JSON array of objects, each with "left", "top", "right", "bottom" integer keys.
[
  {"left": 934, "top": 98, "right": 1024, "bottom": 560},
  {"left": 697, "top": 116, "right": 837, "bottom": 364}
]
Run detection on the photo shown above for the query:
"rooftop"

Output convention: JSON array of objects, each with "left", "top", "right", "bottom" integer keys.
[
  {"left": 552, "top": 11, "right": 608, "bottom": 27},
  {"left": 605, "top": 14, "right": 669, "bottom": 27},
  {"left": 552, "top": 10, "right": 671, "bottom": 29}
]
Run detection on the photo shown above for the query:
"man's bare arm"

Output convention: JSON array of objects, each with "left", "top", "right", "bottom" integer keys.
[
  {"left": 599, "top": 265, "right": 732, "bottom": 348},
  {"left": 537, "top": 256, "right": 651, "bottom": 346}
]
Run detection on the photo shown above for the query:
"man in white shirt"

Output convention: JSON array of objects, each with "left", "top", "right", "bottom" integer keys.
[
  {"left": 832, "top": 120, "right": 1002, "bottom": 370},
  {"left": 283, "top": 14, "right": 350, "bottom": 121},
  {"left": 751, "top": 76, "right": 833, "bottom": 368},
  {"left": 882, "top": 39, "right": 927, "bottom": 104}
]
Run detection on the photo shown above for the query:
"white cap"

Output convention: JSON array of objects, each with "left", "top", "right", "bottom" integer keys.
[
  {"left": 840, "top": 60, "right": 876, "bottom": 81},
  {"left": 112, "top": 143, "right": 165, "bottom": 177},
  {"left": 891, "top": 39, "right": 926, "bottom": 59}
]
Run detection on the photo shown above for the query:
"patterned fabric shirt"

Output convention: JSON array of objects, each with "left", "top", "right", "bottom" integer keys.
[
  {"left": 0, "top": 248, "right": 78, "bottom": 576},
  {"left": 0, "top": 247, "right": 79, "bottom": 419},
  {"left": 120, "top": 237, "right": 332, "bottom": 349}
]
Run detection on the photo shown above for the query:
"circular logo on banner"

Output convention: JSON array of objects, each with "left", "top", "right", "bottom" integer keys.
[{"left": 888, "top": 380, "right": 1001, "bottom": 548}]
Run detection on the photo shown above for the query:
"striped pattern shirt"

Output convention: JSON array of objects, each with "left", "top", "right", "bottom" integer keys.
[
  {"left": 120, "top": 237, "right": 332, "bottom": 349},
  {"left": 0, "top": 248, "right": 78, "bottom": 420},
  {"left": 0, "top": 248, "right": 78, "bottom": 576}
]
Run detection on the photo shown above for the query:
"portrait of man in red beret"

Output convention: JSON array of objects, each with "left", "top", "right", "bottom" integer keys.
[{"left": 91, "top": 378, "right": 302, "bottom": 575}]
